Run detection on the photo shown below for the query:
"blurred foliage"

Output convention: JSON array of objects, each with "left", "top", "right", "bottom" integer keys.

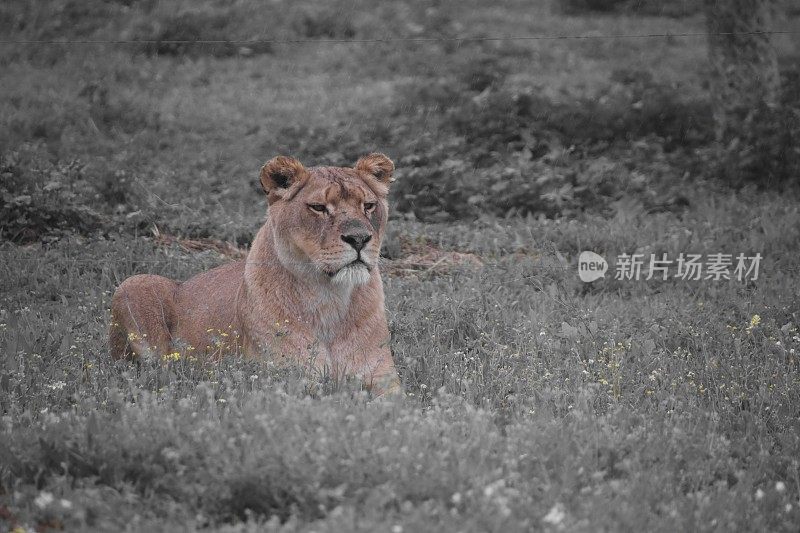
[
  {"left": 0, "top": 0, "right": 461, "bottom": 58},
  {"left": 0, "top": 144, "right": 153, "bottom": 243},
  {"left": 130, "top": 10, "right": 272, "bottom": 58},
  {"left": 390, "top": 59, "right": 705, "bottom": 221},
  {"left": 0, "top": 148, "right": 105, "bottom": 243},
  {"left": 707, "top": 64, "right": 800, "bottom": 187},
  {"left": 0, "top": 0, "right": 797, "bottom": 230},
  {"left": 555, "top": 0, "right": 702, "bottom": 17}
]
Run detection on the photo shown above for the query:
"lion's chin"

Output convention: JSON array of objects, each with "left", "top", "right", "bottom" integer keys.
[{"left": 330, "top": 262, "right": 371, "bottom": 287}]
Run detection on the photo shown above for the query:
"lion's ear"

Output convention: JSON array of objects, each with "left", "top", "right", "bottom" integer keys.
[
  {"left": 260, "top": 156, "right": 306, "bottom": 203},
  {"left": 355, "top": 153, "right": 394, "bottom": 185}
]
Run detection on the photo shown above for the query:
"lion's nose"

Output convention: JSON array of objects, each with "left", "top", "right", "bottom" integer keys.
[{"left": 341, "top": 232, "right": 372, "bottom": 252}]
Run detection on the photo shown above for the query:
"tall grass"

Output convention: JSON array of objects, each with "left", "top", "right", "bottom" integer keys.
[{"left": 2, "top": 197, "right": 799, "bottom": 529}]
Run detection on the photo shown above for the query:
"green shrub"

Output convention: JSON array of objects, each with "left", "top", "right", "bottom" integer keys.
[
  {"left": 392, "top": 70, "right": 707, "bottom": 220},
  {"left": 459, "top": 54, "right": 510, "bottom": 93},
  {"left": 131, "top": 10, "right": 272, "bottom": 58},
  {"left": 291, "top": 5, "right": 356, "bottom": 39},
  {"left": 78, "top": 80, "right": 159, "bottom": 135},
  {"left": 555, "top": 0, "right": 700, "bottom": 17},
  {"left": 707, "top": 64, "right": 800, "bottom": 187},
  {"left": 0, "top": 0, "right": 116, "bottom": 40},
  {"left": 550, "top": 72, "right": 711, "bottom": 149},
  {"left": 555, "top": 0, "right": 627, "bottom": 14},
  {"left": 0, "top": 147, "right": 105, "bottom": 243}
]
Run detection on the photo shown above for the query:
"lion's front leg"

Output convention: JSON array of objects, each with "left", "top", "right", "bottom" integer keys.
[
  {"left": 369, "top": 366, "right": 403, "bottom": 399},
  {"left": 331, "top": 340, "right": 403, "bottom": 398},
  {"left": 360, "top": 344, "right": 402, "bottom": 398}
]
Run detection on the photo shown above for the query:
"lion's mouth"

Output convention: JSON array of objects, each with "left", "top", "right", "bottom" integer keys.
[
  {"left": 327, "top": 257, "right": 373, "bottom": 286},
  {"left": 344, "top": 258, "right": 371, "bottom": 271},
  {"left": 325, "top": 258, "right": 370, "bottom": 277}
]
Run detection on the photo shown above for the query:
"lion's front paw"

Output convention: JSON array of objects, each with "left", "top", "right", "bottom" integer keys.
[{"left": 370, "top": 373, "right": 404, "bottom": 400}]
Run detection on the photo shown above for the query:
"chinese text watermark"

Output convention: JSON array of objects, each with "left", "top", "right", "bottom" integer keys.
[{"left": 578, "top": 252, "right": 762, "bottom": 282}]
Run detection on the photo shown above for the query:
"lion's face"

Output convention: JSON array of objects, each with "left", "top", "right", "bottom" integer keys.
[{"left": 260, "top": 154, "right": 394, "bottom": 287}]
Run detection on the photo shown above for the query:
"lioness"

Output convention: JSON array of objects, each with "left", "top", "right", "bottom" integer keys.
[{"left": 109, "top": 153, "right": 401, "bottom": 396}]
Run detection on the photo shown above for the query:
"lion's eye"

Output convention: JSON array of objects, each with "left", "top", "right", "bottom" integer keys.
[
  {"left": 308, "top": 204, "right": 327, "bottom": 213},
  {"left": 364, "top": 202, "right": 376, "bottom": 212}
]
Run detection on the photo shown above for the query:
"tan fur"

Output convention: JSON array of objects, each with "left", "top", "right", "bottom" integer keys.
[{"left": 109, "top": 154, "right": 401, "bottom": 396}]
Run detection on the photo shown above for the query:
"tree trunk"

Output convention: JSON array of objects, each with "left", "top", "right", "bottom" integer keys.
[{"left": 703, "top": 0, "right": 780, "bottom": 143}]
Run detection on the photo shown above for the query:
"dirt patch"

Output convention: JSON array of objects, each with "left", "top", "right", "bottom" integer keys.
[
  {"left": 382, "top": 248, "right": 483, "bottom": 276},
  {"left": 153, "top": 227, "right": 248, "bottom": 260}
]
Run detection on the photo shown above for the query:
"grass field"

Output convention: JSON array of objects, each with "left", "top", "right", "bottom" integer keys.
[{"left": 2, "top": 1, "right": 800, "bottom": 531}]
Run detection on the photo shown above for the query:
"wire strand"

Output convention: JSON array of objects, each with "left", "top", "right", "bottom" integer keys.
[{"left": 0, "top": 30, "right": 798, "bottom": 46}]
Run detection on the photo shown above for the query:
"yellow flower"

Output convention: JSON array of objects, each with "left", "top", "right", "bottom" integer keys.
[
  {"left": 750, "top": 314, "right": 761, "bottom": 328},
  {"left": 162, "top": 352, "right": 181, "bottom": 362}
]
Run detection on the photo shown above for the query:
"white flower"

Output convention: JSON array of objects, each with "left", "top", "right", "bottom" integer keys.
[
  {"left": 47, "top": 381, "right": 66, "bottom": 391},
  {"left": 776, "top": 481, "right": 786, "bottom": 493},
  {"left": 483, "top": 480, "right": 505, "bottom": 498},
  {"left": 34, "top": 491, "right": 54, "bottom": 509},
  {"left": 391, "top": 526, "right": 403, "bottom": 533},
  {"left": 451, "top": 492, "right": 462, "bottom": 505},
  {"left": 755, "top": 488, "right": 765, "bottom": 500},
  {"left": 542, "top": 503, "right": 566, "bottom": 525},
  {"left": 60, "top": 499, "right": 73, "bottom": 510},
  {"left": 162, "top": 448, "right": 181, "bottom": 461}
]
